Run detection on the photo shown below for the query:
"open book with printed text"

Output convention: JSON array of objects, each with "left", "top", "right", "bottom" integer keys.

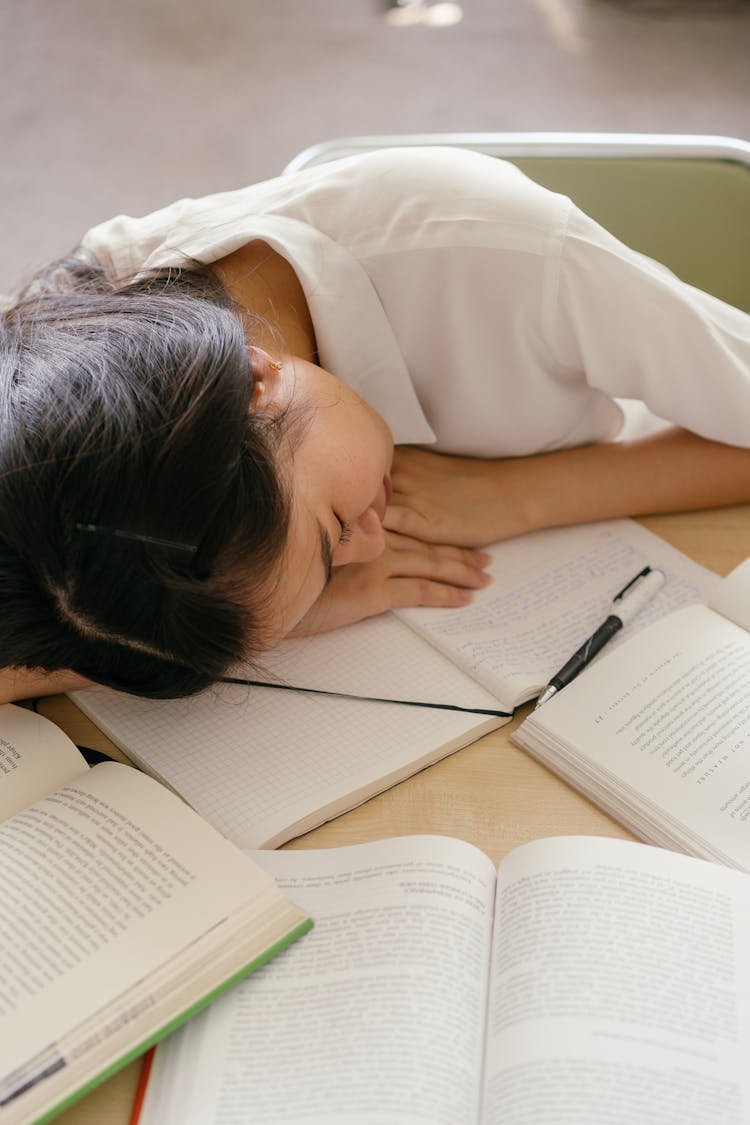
[
  {"left": 134, "top": 833, "right": 750, "bottom": 1124},
  {"left": 0, "top": 704, "right": 310, "bottom": 1125},
  {"left": 513, "top": 555, "right": 750, "bottom": 872}
]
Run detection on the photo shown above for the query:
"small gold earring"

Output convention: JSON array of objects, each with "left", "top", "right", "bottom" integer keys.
[{"left": 270, "top": 360, "right": 283, "bottom": 372}]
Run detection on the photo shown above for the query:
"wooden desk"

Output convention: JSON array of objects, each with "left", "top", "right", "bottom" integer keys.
[{"left": 40, "top": 507, "right": 749, "bottom": 1125}]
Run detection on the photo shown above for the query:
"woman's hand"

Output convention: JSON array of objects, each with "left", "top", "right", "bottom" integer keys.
[
  {"left": 290, "top": 530, "right": 491, "bottom": 636},
  {"left": 384, "top": 431, "right": 750, "bottom": 551},
  {"left": 383, "top": 446, "right": 535, "bottom": 547}
]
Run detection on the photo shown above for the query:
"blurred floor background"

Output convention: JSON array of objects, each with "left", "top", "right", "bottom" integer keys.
[{"left": 1, "top": 0, "right": 748, "bottom": 292}]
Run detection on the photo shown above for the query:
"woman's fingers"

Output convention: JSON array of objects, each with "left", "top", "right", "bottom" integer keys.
[
  {"left": 386, "top": 445, "right": 535, "bottom": 547},
  {"left": 377, "top": 576, "right": 478, "bottom": 610},
  {"left": 382, "top": 502, "right": 432, "bottom": 542},
  {"left": 290, "top": 533, "right": 492, "bottom": 637},
  {"left": 382, "top": 534, "right": 491, "bottom": 590}
]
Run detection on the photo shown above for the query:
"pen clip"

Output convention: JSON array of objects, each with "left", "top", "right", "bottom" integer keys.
[{"left": 613, "top": 565, "right": 651, "bottom": 601}]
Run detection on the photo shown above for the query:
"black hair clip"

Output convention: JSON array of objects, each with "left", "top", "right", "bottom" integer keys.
[{"left": 75, "top": 522, "right": 199, "bottom": 558}]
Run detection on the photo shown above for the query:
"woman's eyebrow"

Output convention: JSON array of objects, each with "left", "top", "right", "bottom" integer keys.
[{"left": 317, "top": 520, "right": 333, "bottom": 586}]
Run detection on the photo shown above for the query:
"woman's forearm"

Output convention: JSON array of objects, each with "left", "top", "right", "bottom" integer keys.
[
  {"left": 386, "top": 428, "right": 750, "bottom": 547},
  {"left": 523, "top": 427, "right": 750, "bottom": 533},
  {"left": 0, "top": 667, "right": 91, "bottom": 705}
]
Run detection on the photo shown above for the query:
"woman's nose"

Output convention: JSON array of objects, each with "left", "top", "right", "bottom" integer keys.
[{"left": 332, "top": 507, "right": 386, "bottom": 566}]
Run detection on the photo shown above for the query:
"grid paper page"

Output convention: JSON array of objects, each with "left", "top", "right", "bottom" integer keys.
[
  {"left": 72, "top": 681, "right": 502, "bottom": 849},
  {"left": 254, "top": 612, "right": 502, "bottom": 709}
]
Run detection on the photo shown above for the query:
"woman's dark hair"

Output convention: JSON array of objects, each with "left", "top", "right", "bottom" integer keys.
[{"left": 0, "top": 256, "right": 294, "bottom": 698}]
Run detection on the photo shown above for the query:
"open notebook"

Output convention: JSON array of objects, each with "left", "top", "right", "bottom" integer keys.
[{"left": 70, "top": 519, "right": 717, "bottom": 849}]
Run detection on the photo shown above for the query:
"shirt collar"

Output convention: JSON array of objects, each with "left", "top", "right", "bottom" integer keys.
[{"left": 149, "top": 214, "right": 437, "bottom": 446}]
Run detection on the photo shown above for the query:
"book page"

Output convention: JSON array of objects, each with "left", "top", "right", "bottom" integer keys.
[
  {"left": 71, "top": 682, "right": 503, "bottom": 849},
  {"left": 515, "top": 605, "right": 750, "bottom": 871},
  {"left": 256, "top": 611, "right": 504, "bottom": 711},
  {"left": 481, "top": 836, "right": 750, "bottom": 1125},
  {"left": 0, "top": 762, "right": 287, "bottom": 1085},
  {"left": 397, "top": 520, "right": 716, "bottom": 708},
  {"left": 139, "top": 836, "right": 497, "bottom": 1125},
  {"left": 0, "top": 704, "right": 86, "bottom": 822},
  {"left": 709, "top": 557, "right": 750, "bottom": 632}
]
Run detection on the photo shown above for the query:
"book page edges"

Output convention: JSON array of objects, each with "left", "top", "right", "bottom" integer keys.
[
  {"left": 513, "top": 723, "right": 746, "bottom": 871},
  {"left": 20, "top": 913, "right": 312, "bottom": 1125},
  {"left": 254, "top": 713, "right": 508, "bottom": 849}
]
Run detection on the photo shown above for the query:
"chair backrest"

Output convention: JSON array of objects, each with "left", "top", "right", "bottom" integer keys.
[{"left": 284, "top": 133, "right": 750, "bottom": 313}]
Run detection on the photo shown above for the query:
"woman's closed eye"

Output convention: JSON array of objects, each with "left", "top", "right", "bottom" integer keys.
[{"left": 337, "top": 517, "right": 354, "bottom": 545}]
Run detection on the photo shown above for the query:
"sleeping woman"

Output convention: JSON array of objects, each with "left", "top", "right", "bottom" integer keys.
[{"left": 1, "top": 146, "right": 748, "bottom": 703}]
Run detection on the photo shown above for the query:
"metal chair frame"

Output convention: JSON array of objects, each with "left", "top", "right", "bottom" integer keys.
[
  {"left": 283, "top": 132, "right": 750, "bottom": 312},
  {"left": 283, "top": 131, "right": 750, "bottom": 173}
]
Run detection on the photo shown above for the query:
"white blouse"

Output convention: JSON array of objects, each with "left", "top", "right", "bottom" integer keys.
[{"left": 82, "top": 146, "right": 750, "bottom": 455}]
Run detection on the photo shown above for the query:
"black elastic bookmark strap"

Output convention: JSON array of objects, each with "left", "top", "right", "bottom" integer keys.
[
  {"left": 220, "top": 677, "right": 509, "bottom": 718},
  {"left": 77, "top": 745, "right": 116, "bottom": 766}
]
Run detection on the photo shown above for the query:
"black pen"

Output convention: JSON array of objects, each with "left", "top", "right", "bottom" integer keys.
[{"left": 535, "top": 565, "right": 666, "bottom": 708}]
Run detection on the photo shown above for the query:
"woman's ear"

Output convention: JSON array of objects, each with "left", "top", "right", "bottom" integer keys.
[{"left": 248, "top": 347, "right": 284, "bottom": 409}]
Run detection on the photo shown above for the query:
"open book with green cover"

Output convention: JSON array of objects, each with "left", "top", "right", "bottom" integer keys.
[
  {"left": 0, "top": 704, "right": 311, "bottom": 1125},
  {"left": 134, "top": 833, "right": 750, "bottom": 1124},
  {"left": 70, "top": 519, "right": 717, "bottom": 848}
]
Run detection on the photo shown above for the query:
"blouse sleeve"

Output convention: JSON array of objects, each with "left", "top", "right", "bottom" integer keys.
[{"left": 550, "top": 204, "right": 750, "bottom": 448}]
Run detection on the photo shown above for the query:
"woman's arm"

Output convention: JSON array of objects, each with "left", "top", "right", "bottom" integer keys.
[
  {"left": 0, "top": 667, "right": 91, "bottom": 706},
  {"left": 384, "top": 427, "right": 750, "bottom": 547},
  {"left": 291, "top": 427, "right": 750, "bottom": 637}
]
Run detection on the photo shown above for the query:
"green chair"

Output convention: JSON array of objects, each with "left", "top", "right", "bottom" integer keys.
[{"left": 284, "top": 132, "right": 750, "bottom": 313}]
